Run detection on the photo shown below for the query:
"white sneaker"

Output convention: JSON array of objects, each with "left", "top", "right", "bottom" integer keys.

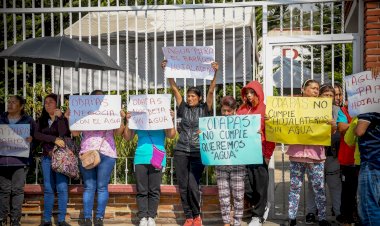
[
  {"left": 139, "top": 217, "right": 148, "bottom": 226},
  {"left": 147, "top": 217, "right": 156, "bottom": 226},
  {"left": 248, "top": 217, "right": 262, "bottom": 226},
  {"left": 263, "top": 202, "right": 271, "bottom": 222}
]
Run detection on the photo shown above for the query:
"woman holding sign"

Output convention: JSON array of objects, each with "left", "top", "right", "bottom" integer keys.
[
  {"left": 0, "top": 95, "right": 36, "bottom": 226},
  {"left": 34, "top": 93, "right": 72, "bottom": 226},
  {"left": 286, "top": 80, "right": 333, "bottom": 226},
  {"left": 123, "top": 110, "right": 176, "bottom": 226},
  {"left": 236, "top": 81, "right": 275, "bottom": 226},
  {"left": 67, "top": 90, "right": 125, "bottom": 226},
  {"left": 215, "top": 96, "right": 247, "bottom": 226},
  {"left": 161, "top": 60, "right": 218, "bottom": 226}
]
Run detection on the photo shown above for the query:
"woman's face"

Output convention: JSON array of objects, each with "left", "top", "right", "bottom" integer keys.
[
  {"left": 7, "top": 97, "right": 23, "bottom": 115},
  {"left": 44, "top": 97, "right": 57, "bottom": 115},
  {"left": 221, "top": 105, "right": 235, "bottom": 116},
  {"left": 303, "top": 82, "right": 320, "bottom": 97},
  {"left": 246, "top": 89, "right": 259, "bottom": 107},
  {"left": 320, "top": 91, "right": 334, "bottom": 103},
  {"left": 334, "top": 87, "right": 343, "bottom": 106},
  {"left": 186, "top": 91, "right": 201, "bottom": 107}
]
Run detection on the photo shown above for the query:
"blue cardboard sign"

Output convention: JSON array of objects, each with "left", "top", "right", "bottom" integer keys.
[{"left": 199, "top": 115, "right": 263, "bottom": 165}]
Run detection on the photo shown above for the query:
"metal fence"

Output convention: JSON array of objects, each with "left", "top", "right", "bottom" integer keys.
[{"left": 2, "top": 0, "right": 361, "bottom": 219}]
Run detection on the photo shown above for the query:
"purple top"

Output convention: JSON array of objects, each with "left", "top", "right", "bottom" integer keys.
[{"left": 80, "top": 130, "right": 117, "bottom": 158}]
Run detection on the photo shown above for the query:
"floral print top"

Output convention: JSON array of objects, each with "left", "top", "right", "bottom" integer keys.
[{"left": 80, "top": 130, "right": 117, "bottom": 158}]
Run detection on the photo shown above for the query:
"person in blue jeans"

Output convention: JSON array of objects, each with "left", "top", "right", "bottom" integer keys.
[
  {"left": 68, "top": 90, "right": 125, "bottom": 226},
  {"left": 123, "top": 110, "right": 176, "bottom": 226},
  {"left": 34, "top": 93, "right": 71, "bottom": 226},
  {"left": 355, "top": 112, "right": 380, "bottom": 226}
]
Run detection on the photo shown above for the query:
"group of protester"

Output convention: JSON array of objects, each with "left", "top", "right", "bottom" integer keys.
[{"left": 0, "top": 61, "right": 378, "bottom": 226}]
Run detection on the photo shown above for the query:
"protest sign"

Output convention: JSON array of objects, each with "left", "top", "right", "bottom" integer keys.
[
  {"left": 265, "top": 96, "right": 332, "bottom": 146},
  {"left": 69, "top": 95, "right": 121, "bottom": 130},
  {"left": 344, "top": 71, "right": 380, "bottom": 117},
  {"left": 199, "top": 115, "right": 263, "bottom": 165},
  {"left": 162, "top": 46, "right": 215, "bottom": 80},
  {"left": 127, "top": 94, "right": 173, "bottom": 130},
  {"left": 0, "top": 124, "right": 30, "bottom": 158}
]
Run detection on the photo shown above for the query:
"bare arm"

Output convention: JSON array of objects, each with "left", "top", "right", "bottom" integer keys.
[
  {"left": 355, "top": 120, "right": 370, "bottom": 137},
  {"left": 165, "top": 109, "right": 177, "bottom": 139},
  {"left": 122, "top": 112, "right": 135, "bottom": 141},
  {"left": 206, "top": 62, "right": 219, "bottom": 112},
  {"left": 161, "top": 60, "right": 183, "bottom": 106},
  {"left": 114, "top": 110, "right": 126, "bottom": 136},
  {"left": 338, "top": 122, "right": 350, "bottom": 134}
]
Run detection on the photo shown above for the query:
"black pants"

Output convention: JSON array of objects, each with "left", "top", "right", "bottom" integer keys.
[
  {"left": 174, "top": 154, "right": 205, "bottom": 219},
  {"left": 135, "top": 164, "right": 162, "bottom": 219},
  {"left": 0, "top": 166, "right": 27, "bottom": 221},
  {"left": 340, "top": 165, "right": 359, "bottom": 223},
  {"left": 245, "top": 163, "right": 269, "bottom": 219}
]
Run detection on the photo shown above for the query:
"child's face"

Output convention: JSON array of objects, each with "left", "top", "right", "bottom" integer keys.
[
  {"left": 221, "top": 105, "right": 235, "bottom": 116},
  {"left": 246, "top": 89, "right": 259, "bottom": 107}
]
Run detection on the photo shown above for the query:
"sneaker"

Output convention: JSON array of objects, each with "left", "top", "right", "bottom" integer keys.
[
  {"left": 40, "top": 221, "right": 52, "bottom": 226},
  {"left": 263, "top": 202, "right": 271, "bottom": 222},
  {"left": 183, "top": 218, "right": 193, "bottom": 226},
  {"left": 80, "top": 219, "right": 92, "bottom": 226},
  {"left": 305, "top": 213, "right": 316, "bottom": 224},
  {"left": 58, "top": 221, "right": 71, "bottom": 226},
  {"left": 318, "top": 220, "right": 331, "bottom": 226},
  {"left": 139, "top": 217, "right": 148, "bottom": 226},
  {"left": 193, "top": 216, "right": 202, "bottom": 226},
  {"left": 288, "top": 219, "right": 297, "bottom": 226},
  {"left": 147, "top": 217, "right": 156, "bottom": 226},
  {"left": 248, "top": 217, "right": 262, "bottom": 226},
  {"left": 94, "top": 218, "right": 104, "bottom": 226}
]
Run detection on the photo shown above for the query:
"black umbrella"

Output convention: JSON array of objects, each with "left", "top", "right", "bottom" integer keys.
[{"left": 0, "top": 36, "right": 122, "bottom": 71}]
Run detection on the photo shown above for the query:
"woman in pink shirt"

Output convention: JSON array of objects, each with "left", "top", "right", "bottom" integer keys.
[{"left": 286, "top": 80, "right": 335, "bottom": 226}]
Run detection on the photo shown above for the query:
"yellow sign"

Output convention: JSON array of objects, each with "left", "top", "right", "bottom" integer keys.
[{"left": 265, "top": 96, "right": 332, "bottom": 146}]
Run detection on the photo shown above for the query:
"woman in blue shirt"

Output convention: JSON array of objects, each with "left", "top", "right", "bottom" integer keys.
[{"left": 123, "top": 111, "right": 176, "bottom": 226}]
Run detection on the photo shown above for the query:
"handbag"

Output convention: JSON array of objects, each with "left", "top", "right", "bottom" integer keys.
[
  {"left": 147, "top": 132, "right": 166, "bottom": 170},
  {"left": 79, "top": 132, "right": 106, "bottom": 169},
  {"left": 51, "top": 137, "right": 80, "bottom": 179}
]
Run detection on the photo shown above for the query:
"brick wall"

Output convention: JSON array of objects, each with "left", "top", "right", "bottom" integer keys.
[
  {"left": 365, "top": 0, "right": 380, "bottom": 70},
  {"left": 22, "top": 185, "right": 250, "bottom": 225}
]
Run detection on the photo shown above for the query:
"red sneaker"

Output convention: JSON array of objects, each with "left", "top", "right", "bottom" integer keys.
[
  {"left": 193, "top": 216, "right": 202, "bottom": 226},
  {"left": 183, "top": 218, "right": 193, "bottom": 226}
]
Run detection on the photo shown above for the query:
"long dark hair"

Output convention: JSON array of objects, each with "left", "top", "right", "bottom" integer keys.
[
  {"left": 187, "top": 87, "right": 203, "bottom": 101},
  {"left": 319, "top": 84, "right": 335, "bottom": 96},
  {"left": 221, "top": 96, "right": 237, "bottom": 110},
  {"left": 38, "top": 93, "right": 58, "bottom": 130},
  {"left": 9, "top": 95, "right": 26, "bottom": 115}
]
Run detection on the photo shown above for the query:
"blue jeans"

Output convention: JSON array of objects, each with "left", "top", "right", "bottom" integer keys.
[
  {"left": 41, "top": 156, "right": 69, "bottom": 223},
  {"left": 80, "top": 153, "right": 116, "bottom": 219},
  {"left": 358, "top": 163, "right": 380, "bottom": 226}
]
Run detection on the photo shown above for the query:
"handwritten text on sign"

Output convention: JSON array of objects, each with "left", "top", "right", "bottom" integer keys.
[
  {"left": 69, "top": 95, "right": 121, "bottom": 131},
  {"left": 127, "top": 94, "right": 173, "bottom": 130},
  {"left": 344, "top": 71, "right": 380, "bottom": 117},
  {"left": 162, "top": 46, "right": 215, "bottom": 80},
  {"left": 0, "top": 124, "right": 30, "bottom": 158},
  {"left": 199, "top": 115, "right": 263, "bottom": 165},
  {"left": 265, "top": 97, "right": 332, "bottom": 146}
]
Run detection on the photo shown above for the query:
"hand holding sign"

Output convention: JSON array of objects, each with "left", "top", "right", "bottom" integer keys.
[{"left": 0, "top": 124, "right": 31, "bottom": 158}]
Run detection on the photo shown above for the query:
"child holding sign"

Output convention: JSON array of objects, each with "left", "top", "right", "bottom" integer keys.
[
  {"left": 215, "top": 96, "right": 247, "bottom": 226},
  {"left": 236, "top": 81, "right": 275, "bottom": 226},
  {"left": 161, "top": 60, "right": 218, "bottom": 226},
  {"left": 123, "top": 110, "right": 176, "bottom": 226},
  {"left": 0, "top": 95, "right": 35, "bottom": 226},
  {"left": 286, "top": 80, "right": 332, "bottom": 226}
]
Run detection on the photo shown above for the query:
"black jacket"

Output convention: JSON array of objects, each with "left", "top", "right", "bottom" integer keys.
[{"left": 175, "top": 101, "right": 210, "bottom": 153}]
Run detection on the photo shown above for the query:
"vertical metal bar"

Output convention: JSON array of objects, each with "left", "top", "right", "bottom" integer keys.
[
  {"left": 87, "top": 0, "right": 92, "bottom": 94},
  {"left": 291, "top": 47, "right": 293, "bottom": 96},
  {"left": 116, "top": 2, "right": 120, "bottom": 95},
  {"left": 262, "top": 5, "right": 268, "bottom": 85},
  {"left": 125, "top": 157, "right": 128, "bottom": 185},
  {"left": 3, "top": 0, "right": 8, "bottom": 110},
  {"left": 154, "top": 0, "right": 158, "bottom": 94},
  {"left": 182, "top": 4, "right": 187, "bottom": 98},
  {"left": 126, "top": 8, "right": 129, "bottom": 101},
  {"left": 98, "top": 0, "right": 102, "bottom": 90},
  {"left": 301, "top": 46, "right": 304, "bottom": 88},
  {"left": 170, "top": 157, "right": 174, "bottom": 185},
  {"left": 113, "top": 160, "right": 117, "bottom": 184},
  {"left": 280, "top": 5, "right": 283, "bottom": 34},
  {"left": 310, "top": 8, "right": 313, "bottom": 80},
  {"left": 341, "top": 2, "right": 345, "bottom": 102},
  {"left": 222, "top": 6, "right": 226, "bottom": 96},
  {"left": 135, "top": 0, "right": 138, "bottom": 94},
  {"left": 193, "top": 0, "right": 196, "bottom": 87},
  {"left": 331, "top": 3, "right": 334, "bottom": 85},
  {"left": 107, "top": 0, "right": 111, "bottom": 94},
  {"left": 163, "top": 0, "right": 167, "bottom": 94},
  {"left": 331, "top": 2, "right": 334, "bottom": 34},
  {"left": 300, "top": 4, "right": 303, "bottom": 34},
  {"left": 12, "top": 0, "right": 17, "bottom": 95},
  {"left": 232, "top": 5, "right": 236, "bottom": 97},
  {"left": 321, "top": 45, "right": 324, "bottom": 84},
  {"left": 242, "top": 7, "right": 246, "bottom": 87},
  {"left": 59, "top": 0, "right": 64, "bottom": 105},
  {"left": 290, "top": 6, "right": 293, "bottom": 36},
  {"left": 41, "top": 0, "right": 45, "bottom": 92},
  {"left": 32, "top": 0, "right": 36, "bottom": 118},
  {"left": 202, "top": 4, "right": 206, "bottom": 103},
  {"left": 50, "top": 0, "right": 54, "bottom": 93},
  {"left": 252, "top": 7, "right": 256, "bottom": 81},
  {"left": 145, "top": 7, "right": 148, "bottom": 94},
  {"left": 22, "top": 0, "right": 26, "bottom": 98},
  {"left": 320, "top": 3, "right": 324, "bottom": 35},
  {"left": 69, "top": 0, "right": 73, "bottom": 95}
]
